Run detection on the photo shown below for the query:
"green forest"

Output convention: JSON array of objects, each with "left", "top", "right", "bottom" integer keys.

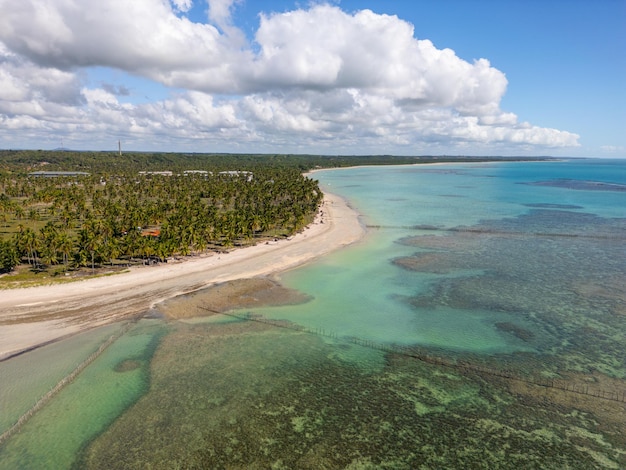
[{"left": 0, "top": 150, "right": 540, "bottom": 283}]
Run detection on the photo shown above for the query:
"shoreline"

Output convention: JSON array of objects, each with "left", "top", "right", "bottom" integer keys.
[
  {"left": 1, "top": 160, "right": 503, "bottom": 361},
  {"left": 0, "top": 191, "right": 365, "bottom": 361}
]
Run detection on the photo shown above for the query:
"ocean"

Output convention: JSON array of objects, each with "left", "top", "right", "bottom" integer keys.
[{"left": 1, "top": 158, "right": 625, "bottom": 468}]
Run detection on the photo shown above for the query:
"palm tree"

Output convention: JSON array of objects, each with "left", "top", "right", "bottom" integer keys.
[
  {"left": 18, "top": 227, "right": 39, "bottom": 269},
  {"left": 39, "top": 222, "right": 63, "bottom": 267},
  {"left": 0, "top": 239, "right": 20, "bottom": 273},
  {"left": 57, "top": 230, "right": 74, "bottom": 271},
  {"left": 78, "top": 223, "right": 99, "bottom": 272}
]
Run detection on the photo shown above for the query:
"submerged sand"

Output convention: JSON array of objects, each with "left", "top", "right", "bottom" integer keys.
[
  {"left": 0, "top": 192, "right": 364, "bottom": 360},
  {"left": 157, "top": 277, "right": 312, "bottom": 319}
]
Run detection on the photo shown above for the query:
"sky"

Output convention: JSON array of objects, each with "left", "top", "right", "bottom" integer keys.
[{"left": 0, "top": 0, "right": 624, "bottom": 157}]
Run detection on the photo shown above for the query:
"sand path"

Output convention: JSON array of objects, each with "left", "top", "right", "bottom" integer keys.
[{"left": 0, "top": 192, "right": 364, "bottom": 360}]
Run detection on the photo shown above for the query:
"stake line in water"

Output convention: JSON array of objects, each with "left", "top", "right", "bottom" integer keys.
[
  {"left": 211, "top": 308, "right": 626, "bottom": 404},
  {"left": 0, "top": 321, "right": 135, "bottom": 448}
]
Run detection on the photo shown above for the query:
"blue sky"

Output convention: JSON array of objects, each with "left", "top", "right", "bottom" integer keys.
[{"left": 0, "top": 0, "right": 623, "bottom": 157}]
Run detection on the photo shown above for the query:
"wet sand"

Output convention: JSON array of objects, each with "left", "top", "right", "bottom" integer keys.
[{"left": 0, "top": 192, "right": 364, "bottom": 361}]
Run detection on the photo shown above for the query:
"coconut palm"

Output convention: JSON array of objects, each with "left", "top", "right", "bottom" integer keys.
[{"left": 57, "top": 230, "right": 75, "bottom": 270}]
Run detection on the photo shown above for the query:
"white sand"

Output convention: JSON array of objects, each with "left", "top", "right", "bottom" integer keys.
[{"left": 0, "top": 192, "right": 364, "bottom": 360}]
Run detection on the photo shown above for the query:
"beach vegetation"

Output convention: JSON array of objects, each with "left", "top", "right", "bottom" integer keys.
[
  {"left": 0, "top": 151, "right": 336, "bottom": 284},
  {"left": 0, "top": 238, "right": 19, "bottom": 273}
]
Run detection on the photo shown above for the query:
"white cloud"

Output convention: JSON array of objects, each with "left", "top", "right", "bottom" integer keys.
[
  {"left": 0, "top": 0, "right": 239, "bottom": 86},
  {"left": 251, "top": 6, "right": 506, "bottom": 111},
  {"left": 0, "top": 43, "right": 80, "bottom": 100},
  {"left": 0, "top": 1, "right": 580, "bottom": 153},
  {"left": 0, "top": 43, "right": 84, "bottom": 121},
  {"left": 208, "top": 0, "right": 239, "bottom": 26},
  {"left": 171, "top": 0, "right": 193, "bottom": 13}
]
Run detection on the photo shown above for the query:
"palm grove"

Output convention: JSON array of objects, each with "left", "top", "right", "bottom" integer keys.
[{"left": 0, "top": 152, "right": 324, "bottom": 275}]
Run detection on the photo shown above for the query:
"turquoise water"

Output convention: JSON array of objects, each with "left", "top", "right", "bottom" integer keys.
[
  {"left": 254, "top": 159, "right": 626, "bottom": 369},
  {"left": 2, "top": 159, "right": 625, "bottom": 468}
]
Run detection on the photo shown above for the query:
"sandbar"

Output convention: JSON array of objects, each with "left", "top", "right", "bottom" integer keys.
[{"left": 0, "top": 191, "right": 364, "bottom": 360}]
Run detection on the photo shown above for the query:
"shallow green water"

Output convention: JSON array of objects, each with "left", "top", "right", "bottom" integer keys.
[
  {"left": 0, "top": 320, "right": 165, "bottom": 469},
  {"left": 260, "top": 228, "right": 534, "bottom": 354},
  {"left": 0, "top": 324, "right": 120, "bottom": 434},
  {"left": 76, "top": 320, "right": 625, "bottom": 468}
]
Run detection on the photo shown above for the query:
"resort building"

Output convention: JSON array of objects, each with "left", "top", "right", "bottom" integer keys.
[
  {"left": 218, "top": 170, "right": 253, "bottom": 181},
  {"left": 138, "top": 171, "right": 173, "bottom": 176},
  {"left": 28, "top": 171, "right": 90, "bottom": 177}
]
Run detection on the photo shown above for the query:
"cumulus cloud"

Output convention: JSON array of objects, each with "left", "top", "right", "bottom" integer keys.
[
  {"left": 208, "top": 0, "right": 240, "bottom": 26},
  {"left": 171, "top": 0, "right": 193, "bottom": 13},
  {"left": 0, "top": 0, "right": 242, "bottom": 89},
  {"left": 0, "top": 43, "right": 85, "bottom": 115},
  {"left": 252, "top": 7, "right": 507, "bottom": 115},
  {"left": 0, "top": 1, "right": 580, "bottom": 152}
]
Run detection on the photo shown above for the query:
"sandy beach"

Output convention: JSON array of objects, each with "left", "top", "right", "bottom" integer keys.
[{"left": 0, "top": 191, "right": 364, "bottom": 361}]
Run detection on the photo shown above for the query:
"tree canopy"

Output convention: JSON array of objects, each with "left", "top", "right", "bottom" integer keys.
[{"left": 0, "top": 152, "right": 331, "bottom": 276}]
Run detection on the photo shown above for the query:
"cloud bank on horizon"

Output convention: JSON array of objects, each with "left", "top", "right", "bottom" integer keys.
[{"left": 0, "top": 0, "right": 581, "bottom": 154}]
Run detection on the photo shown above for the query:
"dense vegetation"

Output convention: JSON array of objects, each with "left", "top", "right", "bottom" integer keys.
[
  {"left": 0, "top": 149, "right": 542, "bottom": 174},
  {"left": 0, "top": 151, "right": 329, "bottom": 276}
]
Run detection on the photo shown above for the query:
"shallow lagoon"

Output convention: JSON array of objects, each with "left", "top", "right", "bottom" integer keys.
[{"left": 1, "top": 159, "right": 625, "bottom": 468}]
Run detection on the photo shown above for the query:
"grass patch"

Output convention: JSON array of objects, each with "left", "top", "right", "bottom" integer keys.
[{"left": 0, "top": 264, "right": 130, "bottom": 289}]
